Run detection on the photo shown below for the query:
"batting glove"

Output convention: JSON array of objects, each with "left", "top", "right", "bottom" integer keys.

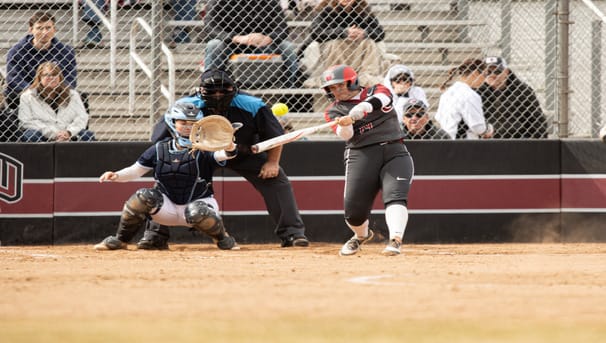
[{"left": 349, "top": 102, "right": 373, "bottom": 121}]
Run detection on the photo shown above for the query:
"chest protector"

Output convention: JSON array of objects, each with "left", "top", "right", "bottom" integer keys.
[{"left": 155, "top": 142, "right": 212, "bottom": 205}]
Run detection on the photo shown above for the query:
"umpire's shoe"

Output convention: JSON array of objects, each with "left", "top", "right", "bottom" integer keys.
[
  {"left": 94, "top": 235, "right": 127, "bottom": 251},
  {"left": 281, "top": 234, "right": 310, "bottom": 248}
]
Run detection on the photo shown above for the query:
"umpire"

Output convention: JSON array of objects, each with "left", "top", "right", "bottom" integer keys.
[{"left": 141, "top": 68, "right": 309, "bottom": 248}]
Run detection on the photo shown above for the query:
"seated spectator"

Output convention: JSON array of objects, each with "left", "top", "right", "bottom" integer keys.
[
  {"left": 18, "top": 62, "right": 95, "bottom": 142},
  {"left": 434, "top": 58, "right": 493, "bottom": 139},
  {"left": 303, "top": 0, "right": 389, "bottom": 88},
  {"left": 202, "top": 0, "right": 300, "bottom": 88},
  {"left": 4, "top": 11, "right": 77, "bottom": 110},
  {"left": 383, "top": 64, "right": 429, "bottom": 125},
  {"left": 400, "top": 98, "right": 449, "bottom": 140},
  {"left": 81, "top": 0, "right": 197, "bottom": 47},
  {"left": 477, "top": 56, "right": 548, "bottom": 138}
]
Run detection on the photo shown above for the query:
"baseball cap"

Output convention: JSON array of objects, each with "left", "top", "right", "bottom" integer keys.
[
  {"left": 484, "top": 56, "right": 508, "bottom": 70},
  {"left": 402, "top": 98, "right": 428, "bottom": 113},
  {"left": 388, "top": 65, "right": 414, "bottom": 81}
]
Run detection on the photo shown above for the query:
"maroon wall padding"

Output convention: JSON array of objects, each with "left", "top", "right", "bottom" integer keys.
[{"left": 1, "top": 140, "right": 605, "bottom": 245}]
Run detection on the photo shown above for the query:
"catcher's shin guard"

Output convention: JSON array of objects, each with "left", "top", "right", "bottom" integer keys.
[
  {"left": 116, "top": 188, "right": 163, "bottom": 242},
  {"left": 136, "top": 220, "right": 170, "bottom": 250},
  {"left": 185, "top": 200, "right": 235, "bottom": 249}
]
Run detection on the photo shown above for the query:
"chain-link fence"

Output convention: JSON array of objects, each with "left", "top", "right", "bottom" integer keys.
[{"left": 0, "top": 0, "right": 605, "bottom": 142}]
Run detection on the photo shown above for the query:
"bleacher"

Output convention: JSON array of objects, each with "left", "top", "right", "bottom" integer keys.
[{"left": 0, "top": 0, "right": 495, "bottom": 141}]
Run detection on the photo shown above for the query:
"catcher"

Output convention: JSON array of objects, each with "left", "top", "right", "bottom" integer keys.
[{"left": 94, "top": 102, "right": 240, "bottom": 251}]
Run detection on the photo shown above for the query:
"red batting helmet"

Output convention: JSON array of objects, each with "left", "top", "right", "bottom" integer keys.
[{"left": 320, "top": 65, "right": 360, "bottom": 92}]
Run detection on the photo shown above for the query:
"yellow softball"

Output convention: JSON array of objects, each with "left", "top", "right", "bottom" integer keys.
[{"left": 271, "top": 103, "right": 289, "bottom": 117}]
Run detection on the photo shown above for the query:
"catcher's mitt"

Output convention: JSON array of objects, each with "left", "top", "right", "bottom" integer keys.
[{"left": 190, "top": 115, "right": 236, "bottom": 151}]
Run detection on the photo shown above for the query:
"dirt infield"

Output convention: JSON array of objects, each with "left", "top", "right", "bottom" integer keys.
[{"left": 1, "top": 242, "right": 605, "bottom": 343}]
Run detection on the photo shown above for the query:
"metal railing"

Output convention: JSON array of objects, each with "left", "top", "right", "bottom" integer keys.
[
  {"left": 72, "top": 0, "right": 117, "bottom": 87},
  {"left": 129, "top": 17, "right": 175, "bottom": 127}
]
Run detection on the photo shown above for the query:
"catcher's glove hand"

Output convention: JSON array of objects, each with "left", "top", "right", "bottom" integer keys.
[{"left": 190, "top": 115, "right": 237, "bottom": 152}]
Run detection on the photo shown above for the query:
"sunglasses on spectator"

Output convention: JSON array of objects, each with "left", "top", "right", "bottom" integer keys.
[
  {"left": 485, "top": 68, "right": 505, "bottom": 75},
  {"left": 391, "top": 76, "right": 411, "bottom": 84},
  {"left": 404, "top": 111, "right": 426, "bottom": 118}
]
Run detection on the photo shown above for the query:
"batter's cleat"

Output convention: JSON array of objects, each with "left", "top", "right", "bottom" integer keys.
[
  {"left": 381, "top": 238, "right": 402, "bottom": 256},
  {"left": 280, "top": 234, "right": 310, "bottom": 247},
  {"left": 94, "top": 236, "right": 127, "bottom": 251},
  {"left": 216, "top": 233, "right": 240, "bottom": 250},
  {"left": 339, "top": 230, "right": 374, "bottom": 256}
]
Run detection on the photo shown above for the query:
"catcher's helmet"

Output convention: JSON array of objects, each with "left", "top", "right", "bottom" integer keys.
[
  {"left": 165, "top": 101, "right": 203, "bottom": 147},
  {"left": 320, "top": 65, "right": 360, "bottom": 92},
  {"left": 199, "top": 68, "right": 237, "bottom": 114}
]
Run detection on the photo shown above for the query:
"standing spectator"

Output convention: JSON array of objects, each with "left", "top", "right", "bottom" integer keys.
[
  {"left": 400, "top": 98, "right": 450, "bottom": 140},
  {"left": 4, "top": 11, "right": 77, "bottom": 110},
  {"left": 477, "top": 56, "right": 548, "bottom": 138},
  {"left": 303, "top": 0, "right": 388, "bottom": 88},
  {"left": 202, "top": 0, "right": 300, "bottom": 88},
  {"left": 18, "top": 62, "right": 95, "bottom": 142},
  {"left": 434, "top": 58, "right": 493, "bottom": 139},
  {"left": 81, "top": 0, "right": 197, "bottom": 47},
  {"left": 383, "top": 64, "right": 429, "bottom": 125},
  {"left": 141, "top": 69, "right": 309, "bottom": 249},
  {"left": 94, "top": 101, "right": 239, "bottom": 251},
  {"left": 320, "top": 64, "right": 414, "bottom": 256}
]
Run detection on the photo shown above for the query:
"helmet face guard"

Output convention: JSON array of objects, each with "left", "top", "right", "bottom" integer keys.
[
  {"left": 199, "top": 68, "right": 237, "bottom": 114},
  {"left": 165, "top": 102, "right": 203, "bottom": 147},
  {"left": 320, "top": 64, "right": 359, "bottom": 98}
]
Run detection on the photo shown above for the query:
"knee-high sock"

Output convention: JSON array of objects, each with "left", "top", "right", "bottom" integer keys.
[
  {"left": 346, "top": 219, "right": 370, "bottom": 239},
  {"left": 385, "top": 204, "right": 408, "bottom": 240}
]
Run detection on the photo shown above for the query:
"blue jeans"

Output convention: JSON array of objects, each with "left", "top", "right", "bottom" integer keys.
[
  {"left": 204, "top": 39, "right": 300, "bottom": 88},
  {"left": 172, "top": 0, "right": 197, "bottom": 43},
  {"left": 21, "top": 129, "right": 97, "bottom": 142}
]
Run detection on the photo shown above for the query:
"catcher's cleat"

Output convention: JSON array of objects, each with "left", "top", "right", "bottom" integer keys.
[
  {"left": 339, "top": 230, "right": 374, "bottom": 256},
  {"left": 281, "top": 234, "right": 310, "bottom": 248},
  {"left": 94, "top": 236, "right": 127, "bottom": 251},
  {"left": 136, "top": 238, "right": 169, "bottom": 250},
  {"left": 381, "top": 237, "right": 402, "bottom": 256},
  {"left": 215, "top": 233, "right": 240, "bottom": 250},
  {"left": 136, "top": 224, "right": 169, "bottom": 250}
]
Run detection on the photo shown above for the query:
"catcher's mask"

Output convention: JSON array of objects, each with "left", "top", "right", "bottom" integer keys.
[
  {"left": 165, "top": 101, "right": 203, "bottom": 148},
  {"left": 200, "top": 68, "right": 237, "bottom": 115},
  {"left": 320, "top": 64, "right": 360, "bottom": 99}
]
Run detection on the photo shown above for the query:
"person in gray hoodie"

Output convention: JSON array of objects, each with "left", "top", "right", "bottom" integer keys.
[{"left": 382, "top": 64, "right": 429, "bottom": 125}]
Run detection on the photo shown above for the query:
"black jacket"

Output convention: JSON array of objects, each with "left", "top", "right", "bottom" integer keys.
[
  {"left": 477, "top": 73, "right": 548, "bottom": 139},
  {"left": 203, "top": 0, "right": 290, "bottom": 45},
  {"left": 310, "top": 6, "right": 385, "bottom": 43}
]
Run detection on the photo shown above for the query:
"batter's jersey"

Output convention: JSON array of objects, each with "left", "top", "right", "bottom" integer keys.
[
  {"left": 324, "top": 84, "right": 403, "bottom": 148},
  {"left": 434, "top": 81, "right": 486, "bottom": 139}
]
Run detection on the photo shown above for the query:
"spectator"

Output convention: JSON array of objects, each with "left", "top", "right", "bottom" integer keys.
[
  {"left": 4, "top": 11, "right": 77, "bottom": 110},
  {"left": 434, "top": 58, "right": 493, "bottom": 139},
  {"left": 320, "top": 64, "right": 414, "bottom": 256},
  {"left": 81, "top": 0, "right": 197, "bottom": 47},
  {"left": 400, "top": 98, "right": 449, "bottom": 140},
  {"left": 383, "top": 64, "right": 429, "bottom": 125},
  {"left": 140, "top": 69, "right": 309, "bottom": 249},
  {"left": 303, "top": 0, "right": 388, "bottom": 88},
  {"left": 477, "top": 56, "right": 548, "bottom": 138},
  {"left": 202, "top": 0, "right": 300, "bottom": 88},
  {"left": 18, "top": 62, "right": 95, "bottom": 142}
]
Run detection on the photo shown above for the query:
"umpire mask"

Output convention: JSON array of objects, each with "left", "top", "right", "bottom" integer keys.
[{"left": 200, "top": 68, "right": 237, "bottom": 115}]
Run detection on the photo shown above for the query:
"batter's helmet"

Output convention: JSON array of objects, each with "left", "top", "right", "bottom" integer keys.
[
  {"left": 165, "top": 101, "right": 203, "bottom": 148},
  {"left": 320, "top": 65, "right": 360, "bottom": 92}
]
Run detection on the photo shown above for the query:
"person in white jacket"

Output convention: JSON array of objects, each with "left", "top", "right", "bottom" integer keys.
[
  {"left": 18, "top": 61, "right": 95, "bottom": 142},
  {"left": 382, "top": 64, "right": 429, "bottom": 126},
  {"left": 434, "top": 58, "right": 493, "bottom": 139}
]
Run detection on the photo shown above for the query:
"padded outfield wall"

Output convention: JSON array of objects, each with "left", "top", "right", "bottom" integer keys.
[{"left": 1, "top": 140, "right": 605, "bottom": 245}]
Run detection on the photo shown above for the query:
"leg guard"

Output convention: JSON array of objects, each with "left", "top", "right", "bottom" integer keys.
[
  {"left": 185, "top": 200, "right": 236, "bottom": 250},
  {"left": 116, "top": 188, "right": 163, "bottom": 243},
  {"left": 136, "top": 220, "right": 170, "bottom": 250}
]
